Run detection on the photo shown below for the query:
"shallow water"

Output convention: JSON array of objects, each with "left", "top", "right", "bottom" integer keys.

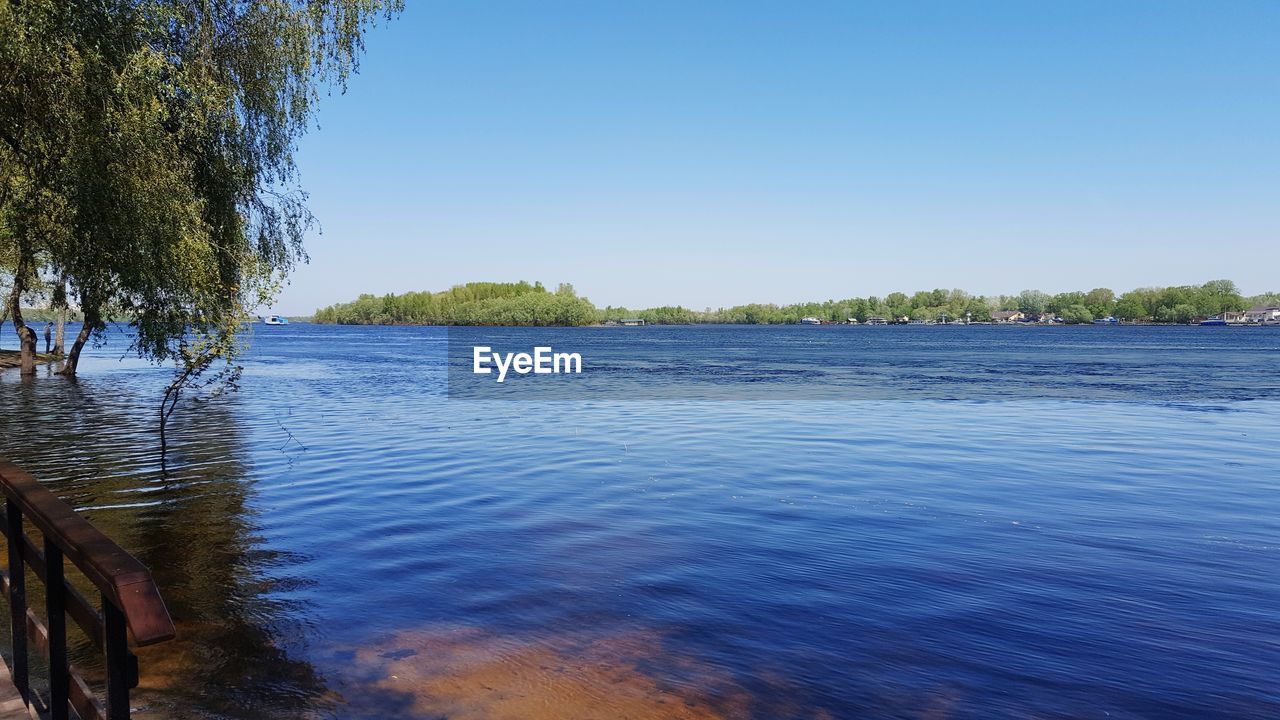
[{"left": 1, "top": 324, "right": 1278, "bottom": 719}]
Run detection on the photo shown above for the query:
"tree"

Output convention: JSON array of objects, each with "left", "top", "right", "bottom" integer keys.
[
  {"left": 885, "top": 292, "right": 910, "bottom": 319},
  {"left": 1247, "top": 291, "right": 1280, "bottom": 307},
  {"left": 314, "top": 281, "right": 599, "bottom": 326},
  {"left": 1059, "top": 304, "right": 1093, "bottom": 324},
  {"left": 1196, "top": 279, "right": 1245, "bottom": 317},
  {"left": 1083, "top": 288, "right": 1116, "bottom": 318},
  {"left": 1115, "top": 290, "right": 1153, "bottom": 320},
  {"left": 1157, "top": 303, "right": 1199, "bottom": 324},
  {"left": 1017, "top": 290, "right": 1049, "bottom": 315},
  {"left": 1048, "top": 291, "right": 1084, "bottom": 313},
  {"left": 0, "top": 0, "right": 74, "bottom": 374},
  {"left": 1, "top": 0, "right": 402, "bottom": 380}
]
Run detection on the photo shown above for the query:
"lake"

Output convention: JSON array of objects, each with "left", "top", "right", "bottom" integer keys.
[{"left": 1, "top": 324, "right": 1278, "bottom": 719}]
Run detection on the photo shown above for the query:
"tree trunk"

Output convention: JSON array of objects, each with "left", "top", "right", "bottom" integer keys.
[
  {"left": 55, "top": 307, "right": 66, "bottom": 356},
  {"left": 54, "top": 278, "right": 67, "bottom": 357},
  {"left": 60, "top": 311, "right": 96, "bottom": 378},
  {"left": 7, "top": 284, "right": 36, "bottom": 376}
]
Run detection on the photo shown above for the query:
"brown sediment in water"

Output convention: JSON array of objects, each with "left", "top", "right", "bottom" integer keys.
[
  {"left": 339, "top": 626, "right": 831, "bottom": 720},
  {"left": 128, "top": 619, "right": 835, "bottom": 720},
  {"left": 126, "top": 616, "right": 339, "bottom": 720}
]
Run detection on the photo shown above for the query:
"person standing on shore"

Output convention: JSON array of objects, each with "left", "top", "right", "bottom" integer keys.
[{"left": 44, "top": 322, "right": 53, "bottom": 353}]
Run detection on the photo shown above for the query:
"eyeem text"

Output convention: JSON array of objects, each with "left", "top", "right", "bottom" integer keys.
[{"left": 473, "top": 346, "right": 583, "bottom": 383}]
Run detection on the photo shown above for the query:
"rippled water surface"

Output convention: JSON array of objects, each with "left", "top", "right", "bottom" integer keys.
[{"left": 2, "top": 324, "right": 1279, "bottom": 719}]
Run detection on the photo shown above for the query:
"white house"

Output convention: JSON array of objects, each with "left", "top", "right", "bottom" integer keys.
[{"left": 1244, "top": 305, "right": 1280, "bottom": 324}]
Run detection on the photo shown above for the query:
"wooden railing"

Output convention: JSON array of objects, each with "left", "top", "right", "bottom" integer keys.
[{"left": 0, "top": 461, "right": 175, "bottom": 720}]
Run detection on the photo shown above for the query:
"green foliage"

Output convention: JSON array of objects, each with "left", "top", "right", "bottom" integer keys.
[
  {"left": 314, "top": 282, "right": 597, "bottom": 326},
  {"left": 1083, "top": 288, "right": 1116, "bottom": 317},
  {"left": 1058, "top": 305, "right": 1093, "bottom": 324},
  {"left": 1114, "top": 280, "right": 1246, "bottom": 321},
  {"left": 0, "top": 0, "right": 401, "bottom": 375},
  {"left": 1156, "top": 303, "right": 1199, "bottom": 324},
  {"left": 595, "top": 279, "right": 1247, "bottom": 325},
  {"left": 1246, "top": 291, "right": 1280, "bottom": 307},
  {"left": 9, "top": 307, "right": 82, "bottom": 323},
  {"left": 603, "top": 289, "right": 1029, "bottom": 325},
  {"left": 1047, "top": 292, "right": 1084, "bottom": 313},
  {"left": 1017, "top": 290, "right": 1049, "bottom": 315},
  {"left": 1048, "top": 288, "right": 1115, "bottom": 317},
  {"left": 315, "top": 279, "right": 1252, "bottom": 326}
]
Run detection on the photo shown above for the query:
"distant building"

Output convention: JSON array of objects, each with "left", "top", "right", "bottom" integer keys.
[
  {"left": 800, "top": 316, "right": 822, "bottom": 325},
  {"left": 620, "top": 318, "right": 646, "bottom": 326},
  {"left": 991, "top": 310, "right": 1024, "bottom": 323},
  {"left": 1200, "top": 311, "right": 1247, "bottom": 325},
  {"left": 866, "top": 316, "right": 888, "bottom": 325},
  {"left": 1244, "top": 306, "right": 1280, "bottom": 324}
]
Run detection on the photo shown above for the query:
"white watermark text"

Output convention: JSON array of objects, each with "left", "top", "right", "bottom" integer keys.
[{"left": 473, "top": 346, "right": 582, "bottom": 383}]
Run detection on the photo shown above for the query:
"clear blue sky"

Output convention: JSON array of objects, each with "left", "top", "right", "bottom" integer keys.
[{"left": 277, "top": 0, "right": 1279, "bottom": 314}]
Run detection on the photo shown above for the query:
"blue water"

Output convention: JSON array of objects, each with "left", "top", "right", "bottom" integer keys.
[{"left": 2, "top": 324, "right": 1278, "bottom": 719}]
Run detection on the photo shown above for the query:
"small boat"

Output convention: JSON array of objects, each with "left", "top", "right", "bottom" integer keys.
[
  {"left": 1092, "top": 316, "right": 1118, "bottom": 325},
  {"left": 263, "top": 315, "right": 290, "bottom": 325},
  {"left": 1199, "top": 317, "right": 1228, "bottom": 326},
  {"left": 799, "top": 316, "right": 822, "bottom": 325}
]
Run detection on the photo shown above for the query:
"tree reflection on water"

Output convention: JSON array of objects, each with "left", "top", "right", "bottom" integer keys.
[{"left": 0, "top": 369, "right": 332, "bottom": 719}]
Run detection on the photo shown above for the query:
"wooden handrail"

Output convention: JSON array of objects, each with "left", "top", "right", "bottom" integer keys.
[
  {"left": 0, "top": 461, "right": 174, "bottom": 645},
  {"left": 0, "top": 459, "right": 176, "bottom": 720}
]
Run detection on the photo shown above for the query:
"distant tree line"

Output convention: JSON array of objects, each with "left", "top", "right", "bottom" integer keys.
[
  {"left": 314, "top": 279, "right": 1271, "bottom": 326},
  {"left": 313, "top": 281, "right": 597, "bottom": 326},
  {"left": 608, "top": 280, "right": 1262, "bottom": 325}
]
